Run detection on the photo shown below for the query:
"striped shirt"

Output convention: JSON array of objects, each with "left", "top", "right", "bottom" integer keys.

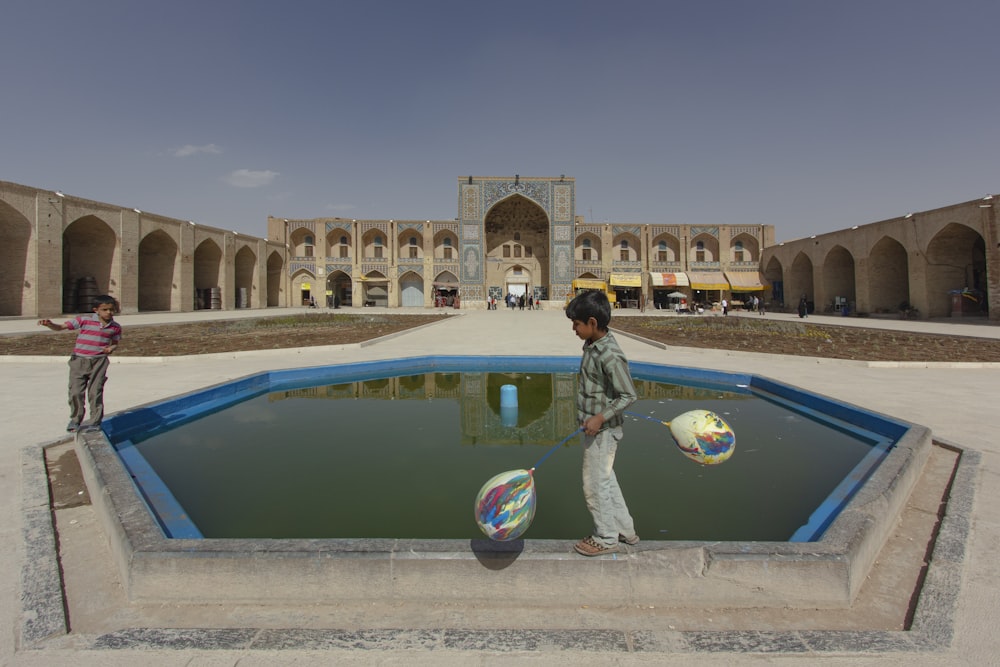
[
  {"left": 576, "top": 331, "right": 636, "bottom": 430},
  {"left": 65, "top": 314, "right": 122, "bottom": 356}
]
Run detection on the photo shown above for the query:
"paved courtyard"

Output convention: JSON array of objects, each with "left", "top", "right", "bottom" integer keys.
[{"left": 3, "top": 307, "right": 998, "bottom": 665}]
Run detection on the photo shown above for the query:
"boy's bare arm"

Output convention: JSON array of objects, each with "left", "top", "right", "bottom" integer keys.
[{"left": 37, "top": 319, "right": 67, "bottom": 331}]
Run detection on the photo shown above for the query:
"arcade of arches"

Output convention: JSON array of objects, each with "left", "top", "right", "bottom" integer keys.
[{"left": 1, "top": 178, "right": 996, "bottom": 321}]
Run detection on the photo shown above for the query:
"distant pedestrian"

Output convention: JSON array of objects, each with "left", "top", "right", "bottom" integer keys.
[
  {"left": 798, "top": 295, "right": 808, "bottom": 318},
  {"left": 721, "top": 298, "right": 728, "bottom": 316}
]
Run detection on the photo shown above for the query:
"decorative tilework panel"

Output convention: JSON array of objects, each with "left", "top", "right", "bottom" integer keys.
[
  {"left": 462, "top": 224, "right": 480, "bottom": 240},
  {"left": 462, "top": 244, "right": 481, "bottom": 282},
  {"left": 553, "top": 245, "right": 572, "bottom": 282},
  {"left": 462, "top": 185, "right": 480, "bottom": 220},
  {"left": 554, "top": 224, "right": 571, "bottom": 241},
  {"left": 325, "top": 264, "right": 352, "bottom": 276},
  {"left": 325, "top": 221, "right": 352, "bottom": 233},
  {"left": 691, "top": 226, "right": 719, "bottom": 237},
  {"left": 397, "top": 223, "right": 424, "bottom": 232},
  {"left": 482, "top": 180, "right": 550, "bottom": 212},
  {"left": 612, "top": 225, "right": 641, "bottom": 237},
  {"left": 554, "top": 184, "right": 572, "bottom": 222}
]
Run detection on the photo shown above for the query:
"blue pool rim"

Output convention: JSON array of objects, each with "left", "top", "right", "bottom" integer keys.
[{"left": 102, "top": 355, "right": 909, "bottom": 543}]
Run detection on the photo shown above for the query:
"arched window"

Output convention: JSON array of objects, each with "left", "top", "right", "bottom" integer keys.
[
  {"left": 582, "top": 238, "right": 593, "bottom": 260},
  {"left": 373, "top": 236, "right": 383, "bottom": 259},
  {"left": 304, "top": 235, "right": 314, "bottom": 258},
  {"left": 339, "top": 235, "right": 349, "bottom": 258},
  {"left": 696, "top": 241, "right": 705, "bottom": 263},
  {"left": 657, "top": 240, "right": 668, "bottom": 262},
  {"left": 408, "top": 236, "right": 418, "bottom": 258},
  {"left": 734, "top": 241, "right": 744, "bottom": 262},
  {"left": 620, "top": 239, "right": 629, "bottom": 261},
  {"left": 514, "top": 232, "right": 521, "bottom": 241},
  {"left": 443, "top": 237, "right": 453, "bottom": 259}
]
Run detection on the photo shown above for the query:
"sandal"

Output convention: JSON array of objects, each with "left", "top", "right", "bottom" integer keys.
[
  {"left": 574, "top": 536, "right": 618, "bottom": 556},
  {"left": 619, "top": 533, "right": 640, "bottom": 546}
]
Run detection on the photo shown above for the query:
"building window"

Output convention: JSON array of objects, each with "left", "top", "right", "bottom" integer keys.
[
  {"left": 619, "top": 240, "right": 629, "bottom": 262},
  {"left": 339, "top": 246, "right": 348, "bottom": 258},
  {"left": 734, "top": 241, "right": 744, "bottom": 262},
  {"left": 525, "top": 246, "right": 532, "bottom": 257},
  {"left": 373, "top": 236, "right": 383, "bottom": 259},
  {"left": 514, "top": 232, "right": 521, "bottom": 241},
  {"left": 305, "top": 246, "right": 313, "bottom": 257},
  {"left": 514, "top": 245, "right": 522, "bottom": 258},
  {"left": 503, "top": 245, "right": 511, "bottom": 258},
  {"left": 657, "top": 240, "right": 668, "bottom": 262},
  {"left": 696, "top": 241, "right": 705, "bottom": 263},
  {"left": 583, "top": 248, "right": 592, "bottom": 260}
]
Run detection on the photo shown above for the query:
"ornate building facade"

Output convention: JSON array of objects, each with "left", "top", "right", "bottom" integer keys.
[
  {"left": 3, "top": 176, "right": 994, "bottom": 320},
  {"left": 269, "top": 175, "right": 775, "bottom": 310}
]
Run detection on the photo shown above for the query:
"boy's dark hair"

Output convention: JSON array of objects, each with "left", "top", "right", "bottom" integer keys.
[
  {"left": 92, "top": 294, "right": 120, "bottom": 312},
  {"left": 565, "top": 290, "right": 612, "bottom": 330}
]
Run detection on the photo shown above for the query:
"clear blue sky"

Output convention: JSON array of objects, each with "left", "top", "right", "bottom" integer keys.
[{"left": 3, "top": 0, "right": 997, "bottom": 241}]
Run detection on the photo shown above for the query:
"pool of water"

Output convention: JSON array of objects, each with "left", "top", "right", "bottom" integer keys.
[{"left": 111, "top": 360, "right": 893, "bottom": 543}]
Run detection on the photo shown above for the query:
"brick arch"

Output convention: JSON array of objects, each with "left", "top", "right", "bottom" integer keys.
[{"left": 138, "top": 229, "right": 178, "bottom": 312}]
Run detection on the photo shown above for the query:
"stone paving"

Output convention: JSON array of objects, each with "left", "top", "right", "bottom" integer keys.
[{"left": 3, "top": 307, "right": 999, "bottom": 665}]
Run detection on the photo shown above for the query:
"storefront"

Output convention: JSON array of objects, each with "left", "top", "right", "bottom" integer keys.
[
  {"left": 649, "top": 272, "right": 690, "bottom": 310},
  {"left": 724, "top": 271, "right": 770, "bottom": 309},
  {"left": 687, "top": 271, "right": 730, "bottom": 309},
  {"left": 609, "top": 273, "right": 642, "bottom": 309}
]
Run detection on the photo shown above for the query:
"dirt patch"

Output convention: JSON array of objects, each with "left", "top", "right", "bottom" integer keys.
[
  {"left": 1, "top": 313, "right": 448, "bottom": 357},
  {"left": 4, "top": 312, "right": 999, "bottom": 362},
  {"left": 611, "top": 316, "right": 1000, "bottom": 362}
]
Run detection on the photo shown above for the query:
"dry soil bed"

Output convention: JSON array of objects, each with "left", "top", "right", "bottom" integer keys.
[{"left": 3, "top": 312, "right": 999, "bottom": 362}]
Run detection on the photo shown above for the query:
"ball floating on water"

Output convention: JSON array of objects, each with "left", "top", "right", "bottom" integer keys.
[
  {"left": 669, "top": 409, "right": 735, "bottom": 465},
  {"left": 474, "top": 468, "right": 536, "bottom": 541}
]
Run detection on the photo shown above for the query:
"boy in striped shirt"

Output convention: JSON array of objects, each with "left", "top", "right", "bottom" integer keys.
[
  {"left": 39, "top": 295, "right": 122, "bottom": 432},
  {"left": 565, "top": 290, "right": 639, "bottom": 556}
]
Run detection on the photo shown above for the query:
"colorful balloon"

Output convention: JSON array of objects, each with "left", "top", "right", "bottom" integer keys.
[
  {"left": 474, "top": 468, "right": 536, "bottom": 540},
  {"left": 669, "top": 409, "right": 736, "bottom": 465}
]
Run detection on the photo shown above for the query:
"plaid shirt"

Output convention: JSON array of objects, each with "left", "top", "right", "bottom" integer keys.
[{"left": 576, "top": 331, "right": 636, "bottom": 430}]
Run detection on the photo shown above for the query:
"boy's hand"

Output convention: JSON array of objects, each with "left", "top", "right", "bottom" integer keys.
[
  {"left": 582, "top": 414, "right": 605, "bottom": 436},
  {"left": 38, "top": 319, "right": 61, "bottom": 330}
]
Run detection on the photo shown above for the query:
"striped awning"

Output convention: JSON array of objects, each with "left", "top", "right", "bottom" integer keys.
[
  {"left": 609, "top": 273, "right": 642, "bottom": 287},
  {"left": 649, "top": 272, "right": 690, "bottom": 287},
  {"left": 687, "top": 271, "right": 730, "bottom": 290},
  {"left": 725, "top": 271, "right": 770, "bottom": 292}
]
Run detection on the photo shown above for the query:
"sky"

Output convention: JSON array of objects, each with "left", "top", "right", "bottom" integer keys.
[{"left": 2, "top": 0, "right": 997, "bottom": 242}]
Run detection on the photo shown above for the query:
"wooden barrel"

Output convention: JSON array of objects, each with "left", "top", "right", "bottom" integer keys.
[
  {"left": 63, "top": 280, "right": 77, "bottom": 314},
  {"left": 209, "top": 286, "right": 222, "bottom": 310},
  {"left": 195, "top": 289, "right": 205, "bottom": 310},
  {"left": 76, "top": 276, "right": 99, "bottom": 312}
]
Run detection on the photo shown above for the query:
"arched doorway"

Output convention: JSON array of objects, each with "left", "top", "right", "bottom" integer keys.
[
  {"left": 326, "top": 270, "right": 352, "bottom": 308},
  {"left": 484, "top": 194, "right": 550, "bottom": 301},
  {"left": 138, "top": 229, "right": 178, "bottom": 312},
  {"left": 399, "top": 270, "right": 423, "bottom": 307},
  {"left": 0, "top": 199, "right": 31, "bottom": 316},
  {"left": 63, "top": 215, "right": 117, "bottom": 313}
]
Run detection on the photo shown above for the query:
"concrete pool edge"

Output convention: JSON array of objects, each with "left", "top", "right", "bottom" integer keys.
[
  {"left": 19, "top": 437, "right": 975, "bottom": 654},
  {"left": 71, "top": 420, "right": 932, "bottom": 610}
]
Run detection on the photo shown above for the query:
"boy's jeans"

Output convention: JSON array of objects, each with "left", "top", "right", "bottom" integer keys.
[
  {"left": 582, "top": 426, "right": 635, "bottom": 547},
  {"left": 68, "top": 354, "right": 110, "bottom": 426}
]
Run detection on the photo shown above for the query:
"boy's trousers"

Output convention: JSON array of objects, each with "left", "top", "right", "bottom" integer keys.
[
  {"left": 68, "top": 354, "right": 110, "bottom": 426},
  {"left": 582, "top": 425, "right": 636, "bottom": 547}
]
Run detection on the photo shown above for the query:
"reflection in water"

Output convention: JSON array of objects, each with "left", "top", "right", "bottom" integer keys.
[{"left": 135, "top": 372, "right": 871, "bottom": 542}]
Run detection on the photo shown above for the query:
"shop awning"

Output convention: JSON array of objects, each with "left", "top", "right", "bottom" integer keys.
[
  {"left": 687, "top": 271, "right": 730, "bottom": 290},
  {"left": 359, "top": 276, "right": 389, "bottom": 283},
  {"left": 649, "top": 272, "right": 690, "bottom": 287},
  {"left": 572, "top": 278, "right": 607, "bottom": 290},
  {"left": 609, "top": 273, "right": 642, "bottom": 287},
  {"left": 724, "top": 271, "right": 770, "bottom": 292}
]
